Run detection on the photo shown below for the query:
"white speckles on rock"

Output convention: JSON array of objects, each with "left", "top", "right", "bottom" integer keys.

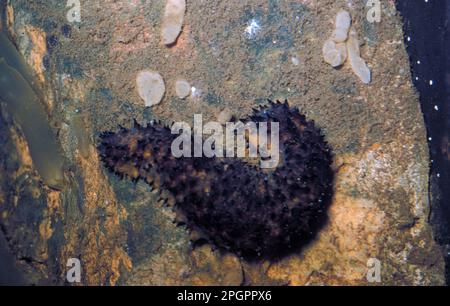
[
  {"left": 291, "top": 56, "right": 300, "bottom": 66},
  {"left": 136, "top": 70, "right": 166, "bottom": 107},
  {"left": 161, "top": 0, "right": 186, "bottom": 45},
  {"left": 175, "top": 78, "right": 191, "bottom": 99},
  {"left": 244, "top": 19, "right": 261, "bottom": 38},
  {"left": 347, "top": 30, "right": 371, "bottom": 84},
  {"left": 322, "top": 39, "right": 347, "bottom": 67},
  {"left": 332, "top": 10, "right": 352, "bottom": 42}
]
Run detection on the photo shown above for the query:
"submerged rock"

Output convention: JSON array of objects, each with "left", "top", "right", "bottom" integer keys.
[{"left": 2, "top": 0, "right": 444, "bottom": 286}]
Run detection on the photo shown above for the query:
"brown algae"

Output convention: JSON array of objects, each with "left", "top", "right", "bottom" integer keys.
[
  {"left": 0, "top": 33, "right": 42, "bottom": 97},
  {"left": 0, "top": 36, "right": 65, "bottom": 189}
]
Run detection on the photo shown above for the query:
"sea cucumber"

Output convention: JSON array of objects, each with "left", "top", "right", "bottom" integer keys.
[{"left": 98, "top": 101, "right": 334, "bottom": 259}]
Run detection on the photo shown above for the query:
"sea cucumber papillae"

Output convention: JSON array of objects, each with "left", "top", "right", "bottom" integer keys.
[{"left": 98, "top": 101, "right": 334, "bottom": 260}]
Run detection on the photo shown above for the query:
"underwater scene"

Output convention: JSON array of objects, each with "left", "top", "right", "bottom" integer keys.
[{"left": 0, "top": 0, "right": 449, "bottom": 288}]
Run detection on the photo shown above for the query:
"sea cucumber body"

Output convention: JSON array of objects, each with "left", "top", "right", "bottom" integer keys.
[{"left": 98, "top": 101, "right": 334, "bottom": 259}]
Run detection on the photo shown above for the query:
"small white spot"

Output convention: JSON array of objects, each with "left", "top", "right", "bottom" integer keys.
[
  {"left": 437, "top": 173, "right": 441, "bottom": 178},
  {"left": 429, "top": 80, "right": 434, "bottom": 85},
  {"left": 417, "top": 60, "right": 421, "bottom": 64},
  {"left": 428, "top": 137, "right": 432, "bottom": 141},
  {"left": 190, "top": 86, "right": 201, "bottom": 98},
  {"left": 291, "top": 57, "right": 300, "bottom": 66},
  {"left": 415, "top": 76, "right": 419, "bottom": 81},
  {"left": 434, "top": 105, "right": 439, "bottom": 110},
  {"left": 407, "top": 36, "right": 411, "bottom": 42},
  {"left": 425, "top": 0, "right": 429, "bottom": 3},
  {"left": 273, "top": 40, "right": 277, "bottom": 44},
  {"left": 244, "top": 19, "right": 260, "bottom": 38}
]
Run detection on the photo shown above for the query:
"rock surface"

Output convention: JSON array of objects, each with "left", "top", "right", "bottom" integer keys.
[{"left": 0, "top": 0, "right": 445, "bottom": 285}]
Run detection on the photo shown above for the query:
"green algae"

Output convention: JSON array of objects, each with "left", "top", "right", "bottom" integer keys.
[{"left": 0, "top": 51, "right": 64, "bottom": 189}]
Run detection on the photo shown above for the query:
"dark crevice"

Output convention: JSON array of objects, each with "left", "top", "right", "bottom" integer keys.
[{"left": 396, "top": 0, "right": 450, "bottom": 285}]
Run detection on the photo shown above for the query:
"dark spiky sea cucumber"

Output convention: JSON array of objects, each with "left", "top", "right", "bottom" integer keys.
[{"left": 98, "top": 100, "right": 334, "bottom": 260}]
